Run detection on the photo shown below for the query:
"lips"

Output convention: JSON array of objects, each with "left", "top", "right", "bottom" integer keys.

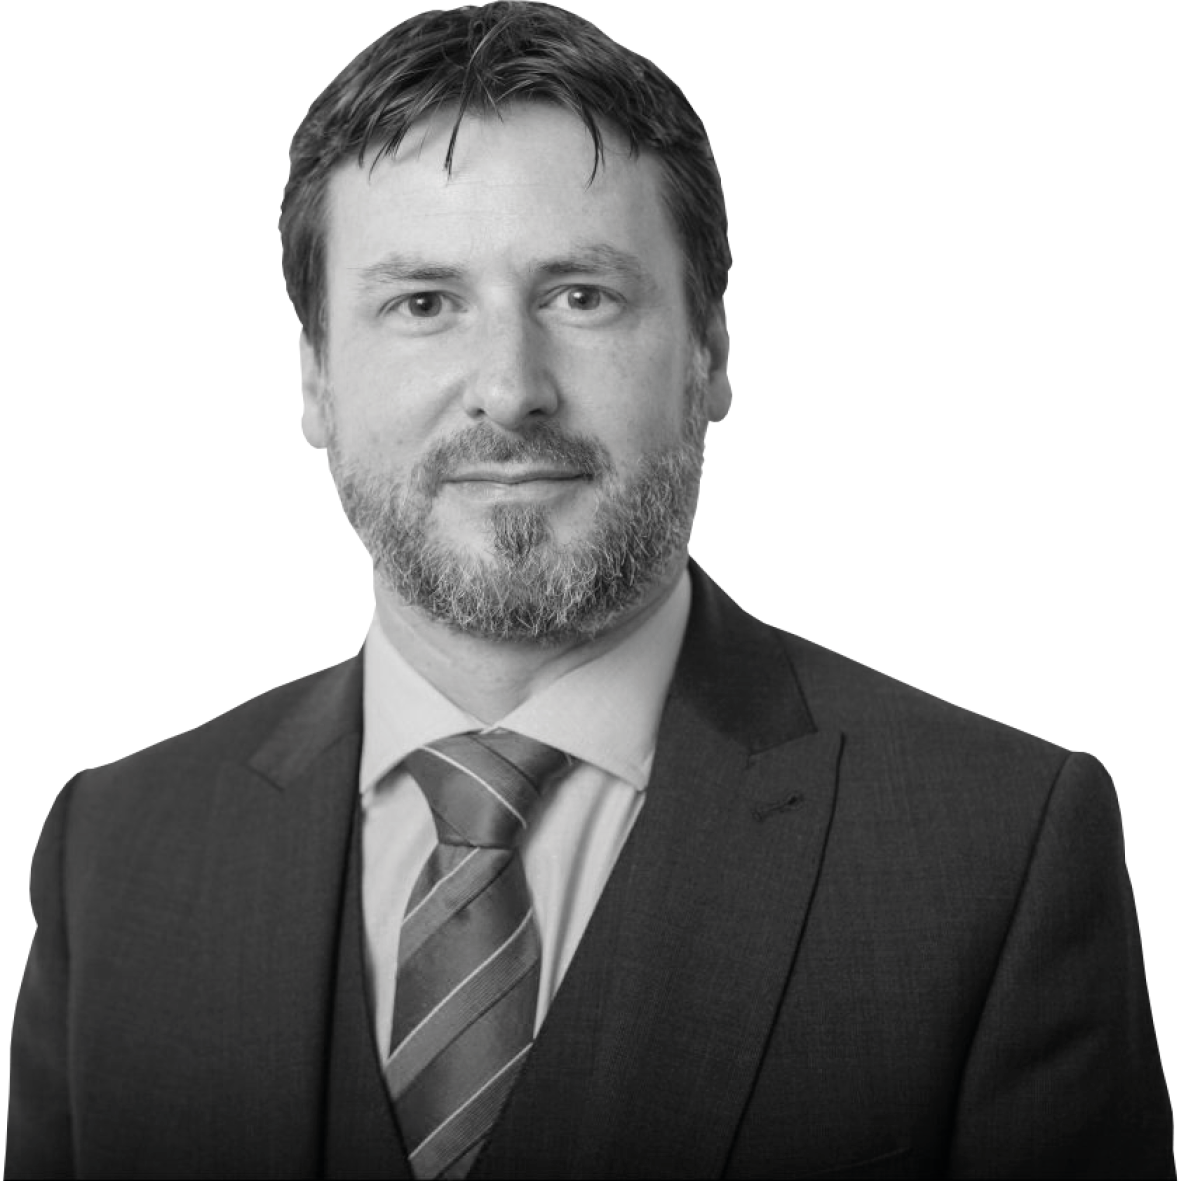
[{"left": 445, "top": 468, "right": 589, "bottom": 485}]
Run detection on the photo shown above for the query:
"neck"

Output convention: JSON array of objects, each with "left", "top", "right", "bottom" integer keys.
[{"left": 373, "top": 563, "right": 687, "bottom": 723}]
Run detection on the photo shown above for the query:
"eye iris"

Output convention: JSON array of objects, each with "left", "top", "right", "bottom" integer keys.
[
  {"left": 569, "top": 287, "right": 601, "bottom": 310},
  {"left": 409, "top": 294, "right": 441, "bottom": 316}
]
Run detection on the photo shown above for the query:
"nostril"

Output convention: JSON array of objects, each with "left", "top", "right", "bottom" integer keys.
[{"left": 466, "top": 376, "right": 559, "bottom": 427}]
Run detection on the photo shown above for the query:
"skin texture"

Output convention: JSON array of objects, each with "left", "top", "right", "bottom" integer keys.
[{"left": 300, "top": 103, "right": 731, "bottom": 719}]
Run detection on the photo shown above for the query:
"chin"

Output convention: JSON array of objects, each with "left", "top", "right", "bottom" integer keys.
[{"left": 441, "top": 497, "right": 596, "bottom": 561}]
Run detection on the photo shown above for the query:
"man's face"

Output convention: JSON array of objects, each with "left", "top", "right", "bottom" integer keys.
[{"left": 301, "top": 102, "right": 730, "bottom": 641}]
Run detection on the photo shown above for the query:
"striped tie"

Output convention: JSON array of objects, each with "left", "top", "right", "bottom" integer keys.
[{"left": 386, "top": 729, "right": 569, "bottom": 1180}]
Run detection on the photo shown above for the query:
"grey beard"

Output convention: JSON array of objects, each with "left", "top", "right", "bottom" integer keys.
[{"left": 326, "top": 383, "right": 708, "bottom": 643}]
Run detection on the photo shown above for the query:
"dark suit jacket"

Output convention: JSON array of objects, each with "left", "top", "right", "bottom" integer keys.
[{"left": 6, "top": 566, "right": 1174, "bottom": 1179}]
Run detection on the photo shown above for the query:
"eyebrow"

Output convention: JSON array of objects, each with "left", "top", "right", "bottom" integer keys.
[
  {"left": 537, "top": 244, "right": 651, "bottom": 285},
  {"left": 356, "top": 255, "right": 466, "bottom": 289},
  {"left": 355, "top": 242, "right": 655, "bottom": 292}
]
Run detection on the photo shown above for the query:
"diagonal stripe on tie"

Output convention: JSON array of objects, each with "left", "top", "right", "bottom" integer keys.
[
  {"left": 415, "top": 745, "right": 532, "bottom": 831},
  {"left": 387, "top": 730, "right": 568, "bottom": 1179},
  {"left": 394, "top": 980, "right": 537, "bottom": 1135},
  {"left": 389, "top": 907, "right": 537, "bottom": 1090},
  {"left": 391, "top": 859, "right": 524, "bottom": 1045},
  {"left": 408, "top": 1043, "right": 533, "bottom": 1180},
  {"left": 400, "top": 848, "right": 484, "bottom": 963},
  {"left": 404, "top": 847, "right": 481, "bottom": 924}
]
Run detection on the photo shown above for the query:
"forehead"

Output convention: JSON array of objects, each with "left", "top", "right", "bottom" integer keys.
[{"left": 322, "top": 103, "right": 683, "bottom": 284}]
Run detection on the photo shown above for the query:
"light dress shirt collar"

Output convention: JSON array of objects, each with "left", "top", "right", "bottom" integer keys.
[{"left": 359, "top": 567, "right": 691, "bottom": 794}]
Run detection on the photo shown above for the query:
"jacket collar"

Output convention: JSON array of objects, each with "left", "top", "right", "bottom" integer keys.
[
  {"left": 674, "top": 559, "right": 817, "bottom": 751},
  {"left": 247, "top": 654, "right": 363, "bottom": 791}
]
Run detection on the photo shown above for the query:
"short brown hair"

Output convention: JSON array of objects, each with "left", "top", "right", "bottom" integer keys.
[{"left": 280, "top": 1, "right": 730, "bottom": 356}]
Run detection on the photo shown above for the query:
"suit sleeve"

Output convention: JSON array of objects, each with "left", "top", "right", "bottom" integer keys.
[
  {"left": 6, "top": 780, "right": 76, "bottom": 1180},
  {"left": 947, "top": 752, "right": 1174, "bottom": 1179}
]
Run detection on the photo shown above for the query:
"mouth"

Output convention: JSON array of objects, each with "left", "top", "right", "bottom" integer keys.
[
  {"left": 439, "top": 466, "right": 593, "bottom": 505},
  {"left": 445, "top": 467, "right": 591, "bottom": 486}
]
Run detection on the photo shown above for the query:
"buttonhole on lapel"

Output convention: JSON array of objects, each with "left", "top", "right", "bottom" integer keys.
[{"left": 752, "top": 793, "right": 805, "bottom": 821}]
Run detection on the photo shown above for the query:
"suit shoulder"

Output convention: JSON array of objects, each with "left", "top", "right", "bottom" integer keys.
[
  {"left": 761, "top": 623, "right": 1097, "bottom": 872},
  {"left": 771, "top": 623, "right": 1069, "bottom": 777},
  {"left": 72, "top": 657, "right": 360, "bottom": 801},
  {"left": 688, "top": 566, "right": 1072, "bottom": 787}
]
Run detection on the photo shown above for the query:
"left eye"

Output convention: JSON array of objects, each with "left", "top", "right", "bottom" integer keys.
[
  {"left": 397, "top": 292, "right": 445, "bottom": 317},
  {"left": 564, "top": 286, "right": 603, "bottom": 311}
]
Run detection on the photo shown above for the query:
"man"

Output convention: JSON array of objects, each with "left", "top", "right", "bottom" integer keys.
[{"left": 5, "top": 3, "right": 1173, "bottom": 1178}]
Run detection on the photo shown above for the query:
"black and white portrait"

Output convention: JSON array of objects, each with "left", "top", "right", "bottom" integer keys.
[{"left": 2, "top": 3, "right": 1176, "bottom": 1176}]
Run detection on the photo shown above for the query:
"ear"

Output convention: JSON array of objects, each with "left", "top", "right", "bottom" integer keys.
[
  {"left": 701, "top": 303, "right": 732, "bottom": 423},
  {"left": 299, "top": 332, "right": 330, "bottom": 449}
]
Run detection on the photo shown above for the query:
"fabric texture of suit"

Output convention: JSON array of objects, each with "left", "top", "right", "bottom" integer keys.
[{"left": 6, "top": 564, "right": 1174, "bottom": 1179}]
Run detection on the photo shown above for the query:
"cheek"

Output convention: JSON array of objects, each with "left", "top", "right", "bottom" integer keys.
[
  {"left": 565, "top": 341, "right": 689, "bottom": 454},
  {"left": 327, "top": 352, "right": 434, "bottom": 460}
]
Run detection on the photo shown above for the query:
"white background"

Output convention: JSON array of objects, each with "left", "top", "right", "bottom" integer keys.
[{"left": 2, "top": 0, "right": 1177, "bottom": 1152}]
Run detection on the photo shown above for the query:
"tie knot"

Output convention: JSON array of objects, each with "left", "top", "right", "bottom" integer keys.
[{"left": 403, "top": 730, "right": 569, "bottom": 849}]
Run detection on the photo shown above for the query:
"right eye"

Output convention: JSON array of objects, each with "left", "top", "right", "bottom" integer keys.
[{"left": 389, "top": 292, "right": 448, "bottom": 318}]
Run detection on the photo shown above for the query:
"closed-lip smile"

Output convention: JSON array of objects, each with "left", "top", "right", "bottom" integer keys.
[{"left": 446, "top": 468, "right": 588, "bottom": 484}]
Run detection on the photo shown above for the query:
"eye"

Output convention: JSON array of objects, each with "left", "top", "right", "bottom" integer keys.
[
  {"left": 564, "top": 286, "right": 602, "bottom": 311},
  {"left": 542, "top": 284, "right": 625, "bottom": 325},
  {"left": 395, "top": 292, "right": 446, "bottom": 318}
]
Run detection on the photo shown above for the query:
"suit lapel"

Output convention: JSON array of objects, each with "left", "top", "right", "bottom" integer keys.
[
  {"left": 476, "top": 567, "right": 844, "bottom": 1178},
  {"left": 322, "top": 799, "right": 413, "bottom": 1179},
  {"left": 186, "top": 657, "right": 371, "bottom": 1177}
]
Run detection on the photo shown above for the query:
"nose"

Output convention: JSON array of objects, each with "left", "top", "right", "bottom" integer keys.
[{"left": 462, "top": 309, "right": 558, "bottom": 428}]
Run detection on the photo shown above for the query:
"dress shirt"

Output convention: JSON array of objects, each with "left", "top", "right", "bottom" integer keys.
[{"left": 359, "top": 568, "right": 691, "bottom": 1053}]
